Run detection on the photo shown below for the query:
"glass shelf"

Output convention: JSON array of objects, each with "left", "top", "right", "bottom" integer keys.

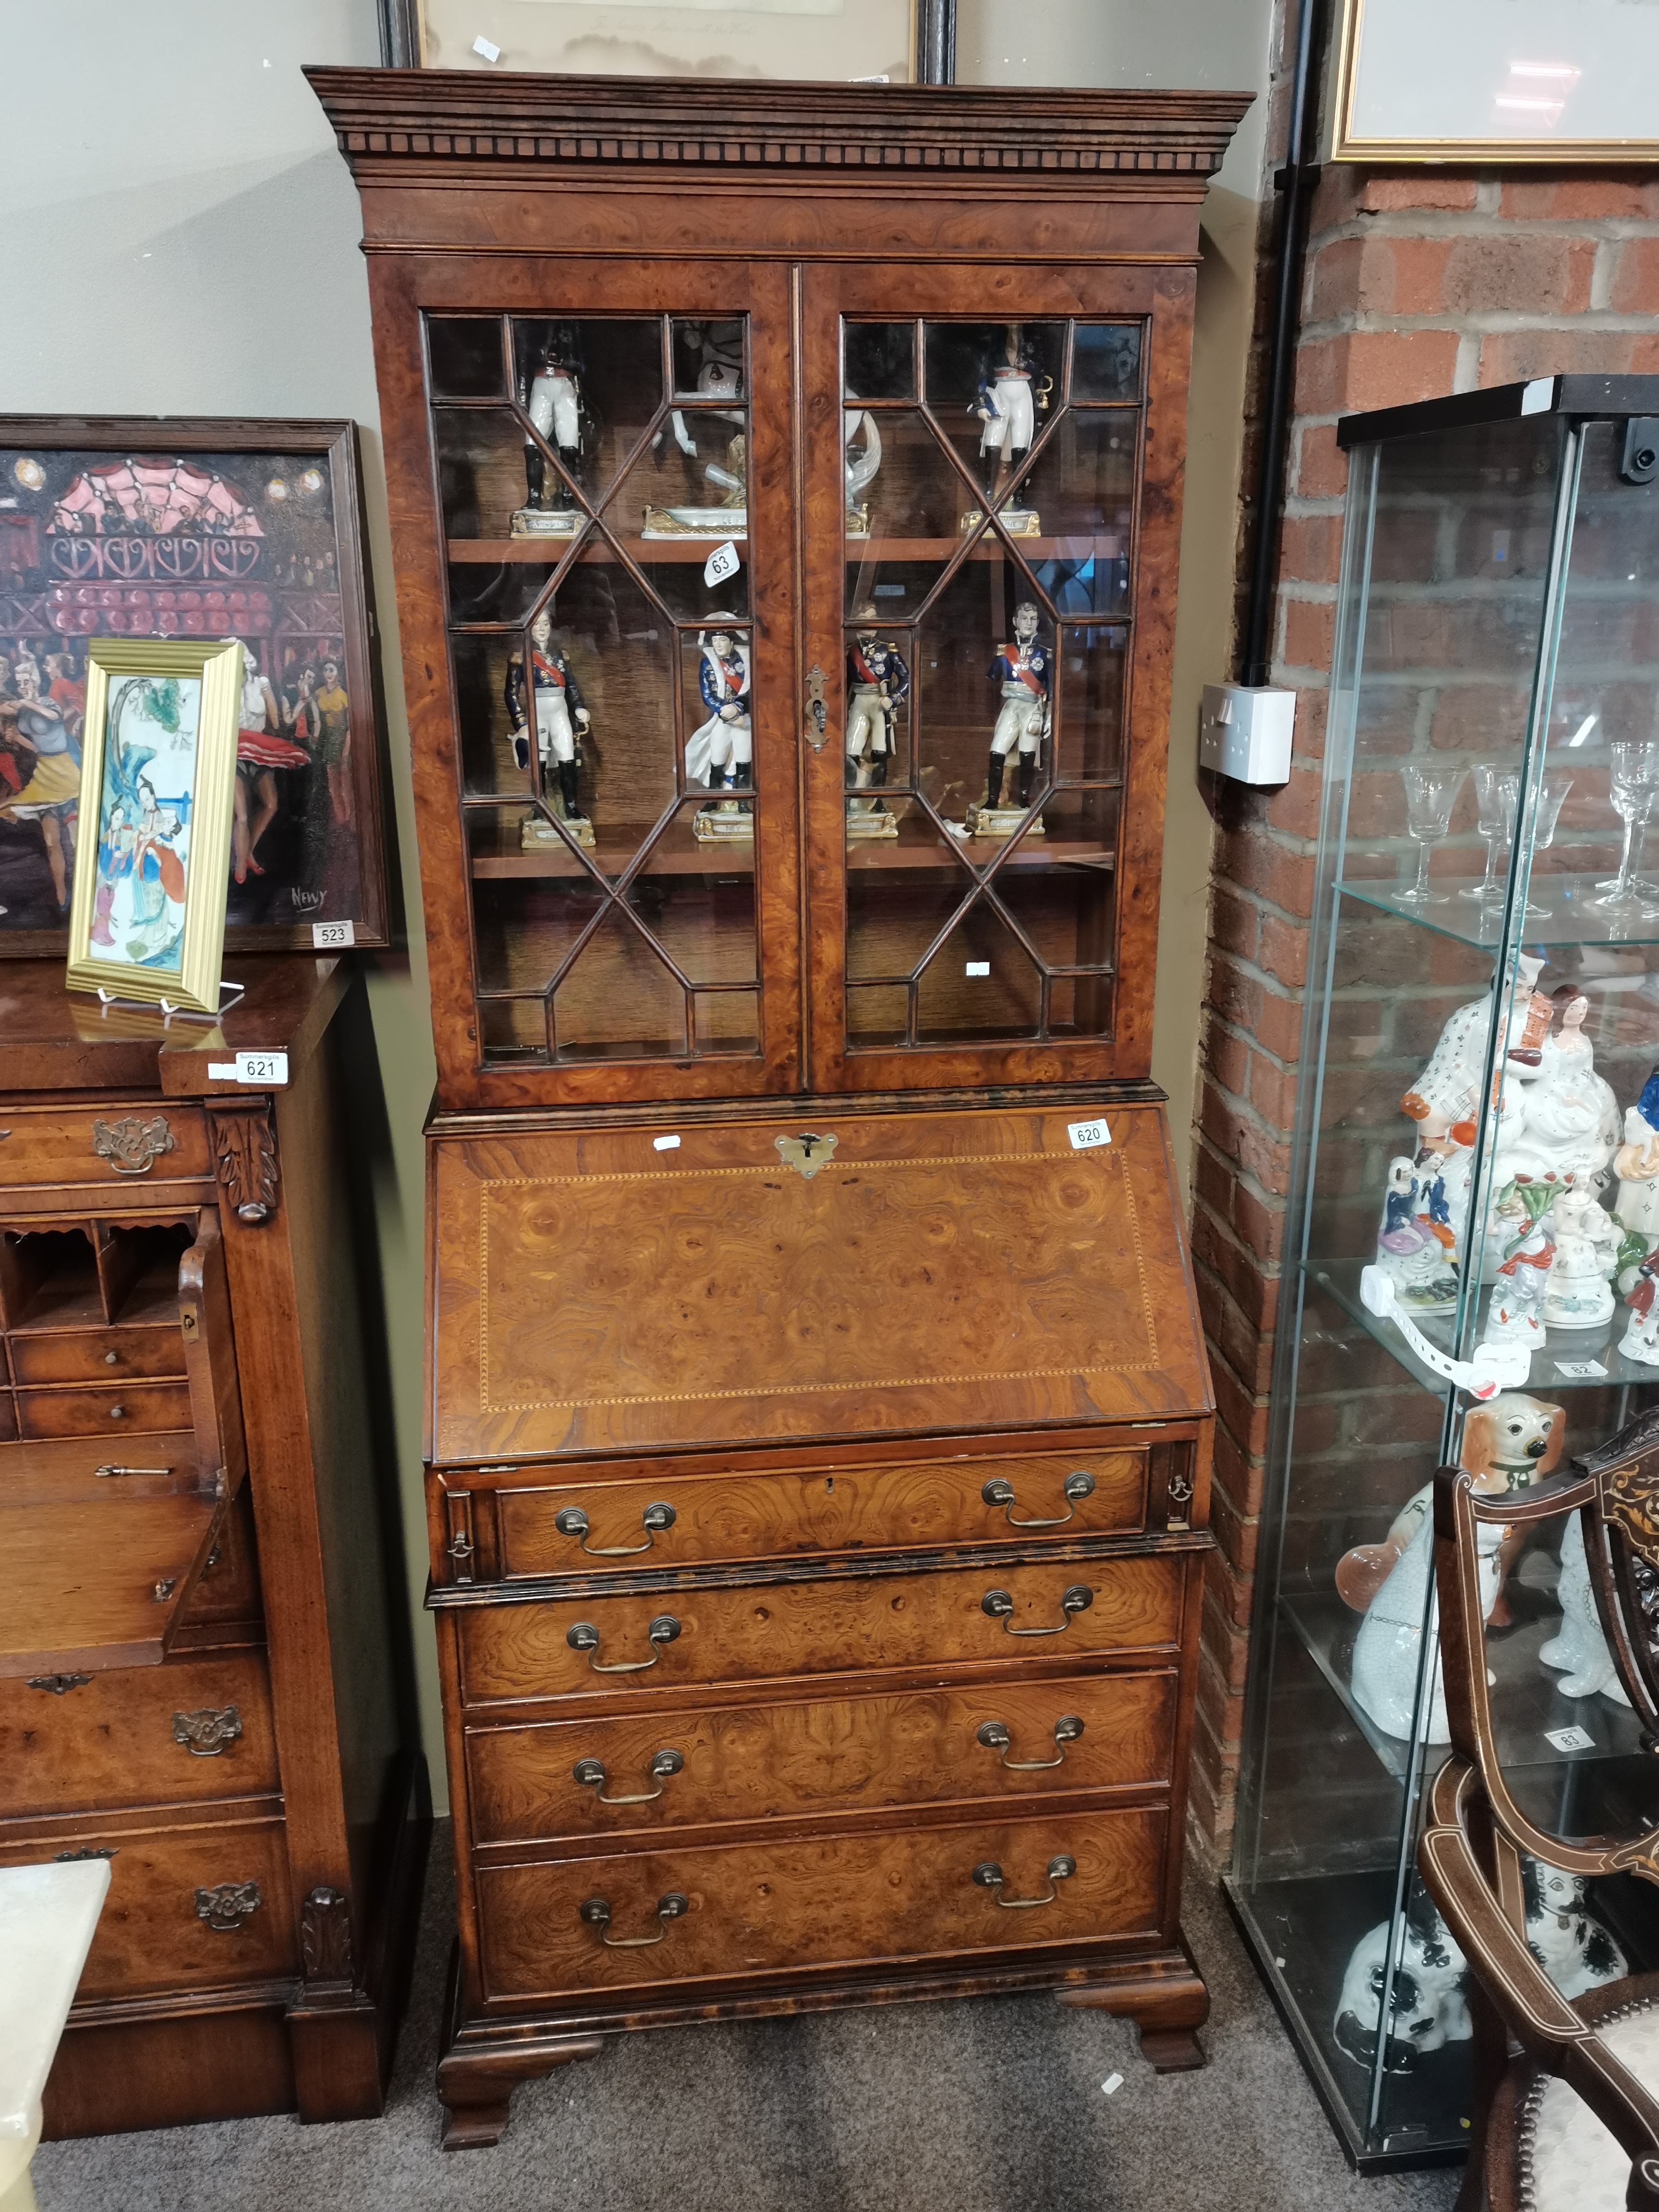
[
  {"left": 1310, "top": 1258, "right": 1659, "bottom": 1396},
  {"left": 1338, "top": 874, "right": 1659, "bottom": 953}
]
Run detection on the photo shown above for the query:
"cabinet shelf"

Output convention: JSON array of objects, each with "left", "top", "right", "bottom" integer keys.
[
  {"left": 1310, "top": 1257, "right": 1659, "bottom": 1398},
  {"left": 446, "top": 533, "right": 1130, "bottom": 570},
  {"left": 1337, "top": 873, "right": 1659, "bottom": 953},
  {"left": 469, "top": 817, "right": 1117, "bottom": 879}
]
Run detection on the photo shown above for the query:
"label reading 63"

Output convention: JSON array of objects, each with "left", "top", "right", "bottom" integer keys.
[{"left": 1067, "top": 1118, "right": 1112, "bottom": 1152}]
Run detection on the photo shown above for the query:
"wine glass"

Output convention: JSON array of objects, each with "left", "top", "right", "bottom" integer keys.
[
  {"left": 1397, "top": 763, "right": 1464, "bottom": 906},
  {"left": 1458, "top": 764, "right": 1520, "bottom": 904},
  {"left": 1515, "top": 769, "right": 1574, "bottom": 917},
  {"left": 1590, "top": 741, "right": 1659, "bottom": 917}
]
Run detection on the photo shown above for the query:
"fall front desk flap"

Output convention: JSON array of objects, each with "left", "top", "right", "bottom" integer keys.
[{"left": 429, "top": 1101, "right": 1210, "bottom": 1462}]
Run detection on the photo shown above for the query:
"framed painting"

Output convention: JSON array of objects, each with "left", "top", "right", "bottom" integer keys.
[
  {"left": 1332, "top": 0, "right": 1659, "bottom": 162},
  {"left": 65, "top": 638, "right": 241, "bottom": 1014},
  {"left": 0, "top": 417, "right": 391, "bottom": 953},
  {"left": 405, "top": 0, "right": 926, "bottom": 83}
]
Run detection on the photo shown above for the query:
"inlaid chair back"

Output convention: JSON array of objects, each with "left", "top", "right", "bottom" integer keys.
[{"left": 1420, "top": 1405, "right": 1659, "bottom": 2212}]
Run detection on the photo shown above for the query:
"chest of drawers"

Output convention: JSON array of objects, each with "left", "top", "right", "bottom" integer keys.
[{"left": 426, "top": 1096, "right": 1213, "bottom": 2147}]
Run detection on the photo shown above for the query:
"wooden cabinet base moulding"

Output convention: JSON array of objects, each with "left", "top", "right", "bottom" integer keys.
[
  {"left": 311, "top": 68, "right": 1243, "bottom": 2152},
  {"left": 0, "top": 959, "right": 431, "bottom": 2137}
]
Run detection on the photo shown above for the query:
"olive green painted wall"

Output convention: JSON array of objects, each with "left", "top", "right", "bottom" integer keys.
[{"left": 0, "top": 0, "right": 1270, "bottom": 1814}]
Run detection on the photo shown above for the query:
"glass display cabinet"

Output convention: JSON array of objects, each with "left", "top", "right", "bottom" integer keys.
[
  {"left": 1231, "top": 377, "right": 1659, "bottom": 2170},
  {"left": 315, "top": 71, "right": 1247, "bottom": 2150}
]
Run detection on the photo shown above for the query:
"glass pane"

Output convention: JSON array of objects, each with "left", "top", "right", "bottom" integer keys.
[
  {"left": 1012, "top": 412, "right": 1138, "bottom": 570},
  {"left": 844, "top": 322, "right": 914, "bottom": 401},
  {"left": 468, "top": 807, "right": 602, "bottom": 994},
  {"left": 479, "top": 998, "right": 550, "bottom": 1058},
  {"left": 682, "top": 625, "right": 755, "bottom": 834},
  {"left": 693, "top": 990, "right": 760, "bottom": 1054},
  {"left": 1053, "top": 623, "right": 1130, "bottom": 784},
  {"left": 553, "top": 905, "right": 687, "bottom": 1061},
  {"left": 1071, "top": 323, "right": 1142, "bottom": 404},
  {"left": 610, "top": 421, "right": 750, "bottom": 620},
  {"left": 429, "top": 316, "right": 506, "bottom": 399},
  {"left": 627, "top": 836, "right": 758, "bottom": 986},
  {"left": 844, "top": 408, "right": 971, "bottom": 554},
  {"left": 925, "top": 322, "right": 1064, "bottom": 534},
  {"left": 1046, "top": 971, "right": 1115, "bottom": 1039},
  {"left": 671, "top": 320, "right": 745, "bottom": 403},
  {"left": 846, "top": 812, "right": 974, "bottom": 982},
  {"left": 446, "top": 554, "right": 556, "bottom": 629},
  {"left": 915, "top": 897, "right": 1042, "bottom": 1044},
  {"left": 435, "top": 406, "right": 551, "bottom": 543},
  {"left": 509, "top": 317, "right": 662, "bottom": 514},
  {"left": 847, "top": 982, "right": 909, "bottom": 1047},
  {"left": 454, "top": 637, "right": 525, "bottom": 797}
]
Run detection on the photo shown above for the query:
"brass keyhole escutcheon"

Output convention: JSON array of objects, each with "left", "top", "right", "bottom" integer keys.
[
  {"left": 804, "top": 663, "right": 829, "bottom": 750},
  {"left": 775, "top": 1132, "right": 837, "bottom": 1179}
]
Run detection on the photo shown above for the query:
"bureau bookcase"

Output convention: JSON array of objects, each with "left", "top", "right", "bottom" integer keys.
[{"left": 312, "top": 69, "right": 1245, "bottom": 2146}]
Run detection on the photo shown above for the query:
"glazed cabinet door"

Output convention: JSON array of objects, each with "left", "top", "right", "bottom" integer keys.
[
  {"left": 372, "top": 257, "right": 802, "bottom": 1108},
  {"left": 799, "top": 264, "right": 1195, "bottom": 1092}
]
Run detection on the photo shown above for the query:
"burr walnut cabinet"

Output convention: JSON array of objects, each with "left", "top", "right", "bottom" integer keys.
[
  {"left": 0, "top": 959, "right": 426, "bottom": 2137},
  {"left": 310, "top": 67, "right": 1245, "bottom": 2147}
]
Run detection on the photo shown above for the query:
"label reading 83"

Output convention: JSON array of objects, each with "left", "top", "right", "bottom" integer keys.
[{"left": 1067, "top": 1118, "right": 1111, "bottom": 1152}]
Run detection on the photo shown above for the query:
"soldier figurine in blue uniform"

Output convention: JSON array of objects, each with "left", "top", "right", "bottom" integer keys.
[
  {"left": 844, "top": 607, "right": 909, "bottom": 838},
  {"left": 505, "top": 608, "right": 595, "bottom": 846},
  {"left": 971, "top": 599, "right": 1050, "bottom": 835},
  {"left": 686, "top": 624, "right": 754, "bottom": 840}
]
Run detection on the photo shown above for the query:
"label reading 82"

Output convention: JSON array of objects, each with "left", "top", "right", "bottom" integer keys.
[{"left": 1067, "top": 1118, "right": 1112, "bottom": 1152}]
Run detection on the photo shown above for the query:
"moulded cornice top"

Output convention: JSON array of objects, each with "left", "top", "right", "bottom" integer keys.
[{"left": 304, "top": 67, "right": 1252, "bottom": 192}]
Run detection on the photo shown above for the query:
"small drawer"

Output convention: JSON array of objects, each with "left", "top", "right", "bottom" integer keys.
[
  {"left": 466, "top": 1667, "right": 1178, "bottom": 1846},
  {"left": 472, "top": 1448, "right": 1149, "bottom": 1584},
  {"left": 0, "top": 1105, "right": 212, "bottom": 1196},
  {"left": 11, "top": 1328, "right": 186, "bottom": 1387},
  {"left": 0, "top": 1808, "right": 296, "bottom": 1999},
  {"left": 0, "top": 1393, "right": 14, "bottom": 1443},
  {"left": 455, "top": 1556, "right": 1184, "bottom": 1708},
  {"left": 0, "top": 1650, "right": 277, "bottom": 1819},
  {"left": 475, "top": 1806, "right": 1166, "bottom": 2001},
  {"left": 16, "top": 1381, "right": 194, "bottom": 1439}
]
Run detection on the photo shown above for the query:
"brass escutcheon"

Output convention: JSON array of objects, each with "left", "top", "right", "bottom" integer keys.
[{"left": 775, "top": 1132, "right": 837, "bottom": 1179}]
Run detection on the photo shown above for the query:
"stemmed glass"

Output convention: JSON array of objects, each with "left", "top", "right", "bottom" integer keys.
[
  {"left": 1516, "top": 769, "right": 1574, "bottom": 917},
  {"left": 1458, "top": 765, "right": 1519, "bottom": 906},
  {"left": 1590, "top": 741, "right": 1659, "bottom": 918},
  {"left": 1397, "top": 763, "right": 1464, "bottom": 905}
]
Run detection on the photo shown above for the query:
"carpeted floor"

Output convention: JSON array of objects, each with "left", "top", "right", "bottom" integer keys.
[{"left": 34, "top": 1833, "right": 1463, "bottom": 2212}]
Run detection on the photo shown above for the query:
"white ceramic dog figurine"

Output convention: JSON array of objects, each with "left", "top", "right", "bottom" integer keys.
[
  {"left": 1523, "top": 1857, "right": 1627, "bottom": 1999},
  {"left": 1539, "top": 1512, "right": 1632, "bottom": 1705},
  {"left": 1351, "top": 1514, "right": 1503, "bottom": 1741},
  {"left": 1333, "top": 1905, "right": 1471, "bottom": 2073}
]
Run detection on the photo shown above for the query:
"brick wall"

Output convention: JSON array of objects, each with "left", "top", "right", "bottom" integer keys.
[{"left": 1188, "top": 128, "right": 1659, "bottom": 1851}]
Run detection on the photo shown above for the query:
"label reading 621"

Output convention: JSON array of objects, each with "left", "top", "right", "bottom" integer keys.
[
  {"left": 234, "top": 1051, "right": 289, "bottom": 1086},
  {"left": 1067, "top": 1118, "right": 1112, "bottom": 1152}
]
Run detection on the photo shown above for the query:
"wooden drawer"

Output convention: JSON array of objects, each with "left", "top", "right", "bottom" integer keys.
[
  {"left": 474, "top": 1806, "right": 1166, "bottom": 2001},
  {"left": 11, "top": 1327, "right": 186, "bottom": 1386},
  {"left": 470, "top": 1448, "right": 1148, "bottom": 1583},
  {"left": 0, "top": 1807, "right": 296, "bottom": 1999},
  {"left": 466, "top": 1668, "right": 1178, "bottom": 1845},
  {"left": 0, "top": 1105, "right": 212, "bottom": 1195},
  {"left": 16, "top": 1381, "right": 194, "bottom": 1439},
  {"left": 455, "top": 1556, "right": 1185, "bottom": 1708},
  {"left": 0, "top": 1650, "right": 277, "bottom": 1819}
]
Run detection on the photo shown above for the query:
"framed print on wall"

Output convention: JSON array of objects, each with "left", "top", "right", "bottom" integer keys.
[
  {"left": 65, "top": 637, "right": 241, "bottom": 1015},
  {"left": 1333, "top": 0, "right": 1659, "bottom": 162},
  {"left": 409, "top": 0, "right": 922, "bottom": 82},
  {"left": 0, "top": 417, "right": 391, "bottom": 953}
]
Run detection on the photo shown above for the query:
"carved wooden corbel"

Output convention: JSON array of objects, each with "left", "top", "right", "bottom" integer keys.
[
  {"left": 300, "top": 1885, "right": 356, "bottom": 1987},
  {"left": 210, "top": 1102, "right": 280, "bottom": 1224}
]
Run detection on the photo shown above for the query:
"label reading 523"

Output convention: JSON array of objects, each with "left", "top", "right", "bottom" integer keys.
[
  {"left": 1067, "top": 1118, "right": 1112, "bottom": 1152},
  {"left": 312, "top": 920, "right": 355, "bottom": 950}
]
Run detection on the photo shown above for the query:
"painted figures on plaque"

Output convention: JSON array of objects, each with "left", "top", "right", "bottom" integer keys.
[
  {"left": 844, "top": 611, "right": 908, "bottom": 840},
  {"left": 506, "top": 612, "right": 594, "bottom": 850},
  {"left": 513, "top": 325, "right": 589, "bottom": 538},
  {"left": 687, "top": 624, "right": 753, "bottom": 842},
  {"left": 969, "top": 601, "right": 1049, "bottom": 840}
]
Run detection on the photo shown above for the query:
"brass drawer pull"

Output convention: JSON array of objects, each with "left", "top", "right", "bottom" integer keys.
[
  {"left": 980, "top": 1585, "right": 1093, "bottom": 1636},
  {"left": 973, "top": 1855, "right": 1075, "bottom": 1909},
  {"left": 981, "top": 1469, "right": 1094, "bottom": 1528},
  {"left": 573, "top": 1748, "right": 685, "bottom": 1804},
  {"left": 92, "top": 1113, "right": 176, "bottom": 1176},
  {"left": 579, "top": 1891, "right": 688, "bottom": 1948},
  {"left": 173, "top": 1705, "right": 244, "bottom": 1757},
  {"left": 28, "top": 1673, "right": 92, "bottom": 1695},
  {"left": 195, "top": 1881, "right": 261, "bottom": 1932},
  {"left": 553, "top": 1501, "right": 676, "bottom": 1558},
  {"left": 565, "top": 1614, "right": 681, "bottom": 1672},
  {"left": 975, "top": 1715, "right": 1085, "bottom": 1770}
]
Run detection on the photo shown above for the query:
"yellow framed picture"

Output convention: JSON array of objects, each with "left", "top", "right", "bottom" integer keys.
[
  {"left": 65, "top": 638, "right": 241, "bottom": 1013},
  {"left": 1332, "top": 0, "right": 1659, "bottom": 163}
]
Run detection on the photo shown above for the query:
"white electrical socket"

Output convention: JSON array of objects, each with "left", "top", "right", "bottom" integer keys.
[{"left": 1199, "top": 683, "right": 1296, "bottom": 786}]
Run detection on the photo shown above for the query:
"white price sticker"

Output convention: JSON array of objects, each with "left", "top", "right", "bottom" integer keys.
[
  {"left": 1555, "top": 1358, "right": 1608, "bottom": 1380},
  {"left": 703, "top": 540, "right": 741, "bottom": 588},
  {"left": 1545, "top": 1725, "right": 1596, "bottom": 1754},
  {"left": 965, "top": 961, "right": 990, "bottom": 977},
  {"left": 1067, "top": 1118, "right": 1112, "bottom": 1151},
  {"left": 205, "top": 1050, "right": 289, "bottom": 1087},
  {"left": 312, "top": 920, "right": 355, "bottom": 950},
  {"left": 652, "top": 1134, "right": 681, "bottom": 1151}
]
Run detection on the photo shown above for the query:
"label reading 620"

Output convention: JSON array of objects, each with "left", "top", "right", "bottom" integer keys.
[{"left": 1067, "top": 1118, "right": 1112, "bottom": 1151}]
